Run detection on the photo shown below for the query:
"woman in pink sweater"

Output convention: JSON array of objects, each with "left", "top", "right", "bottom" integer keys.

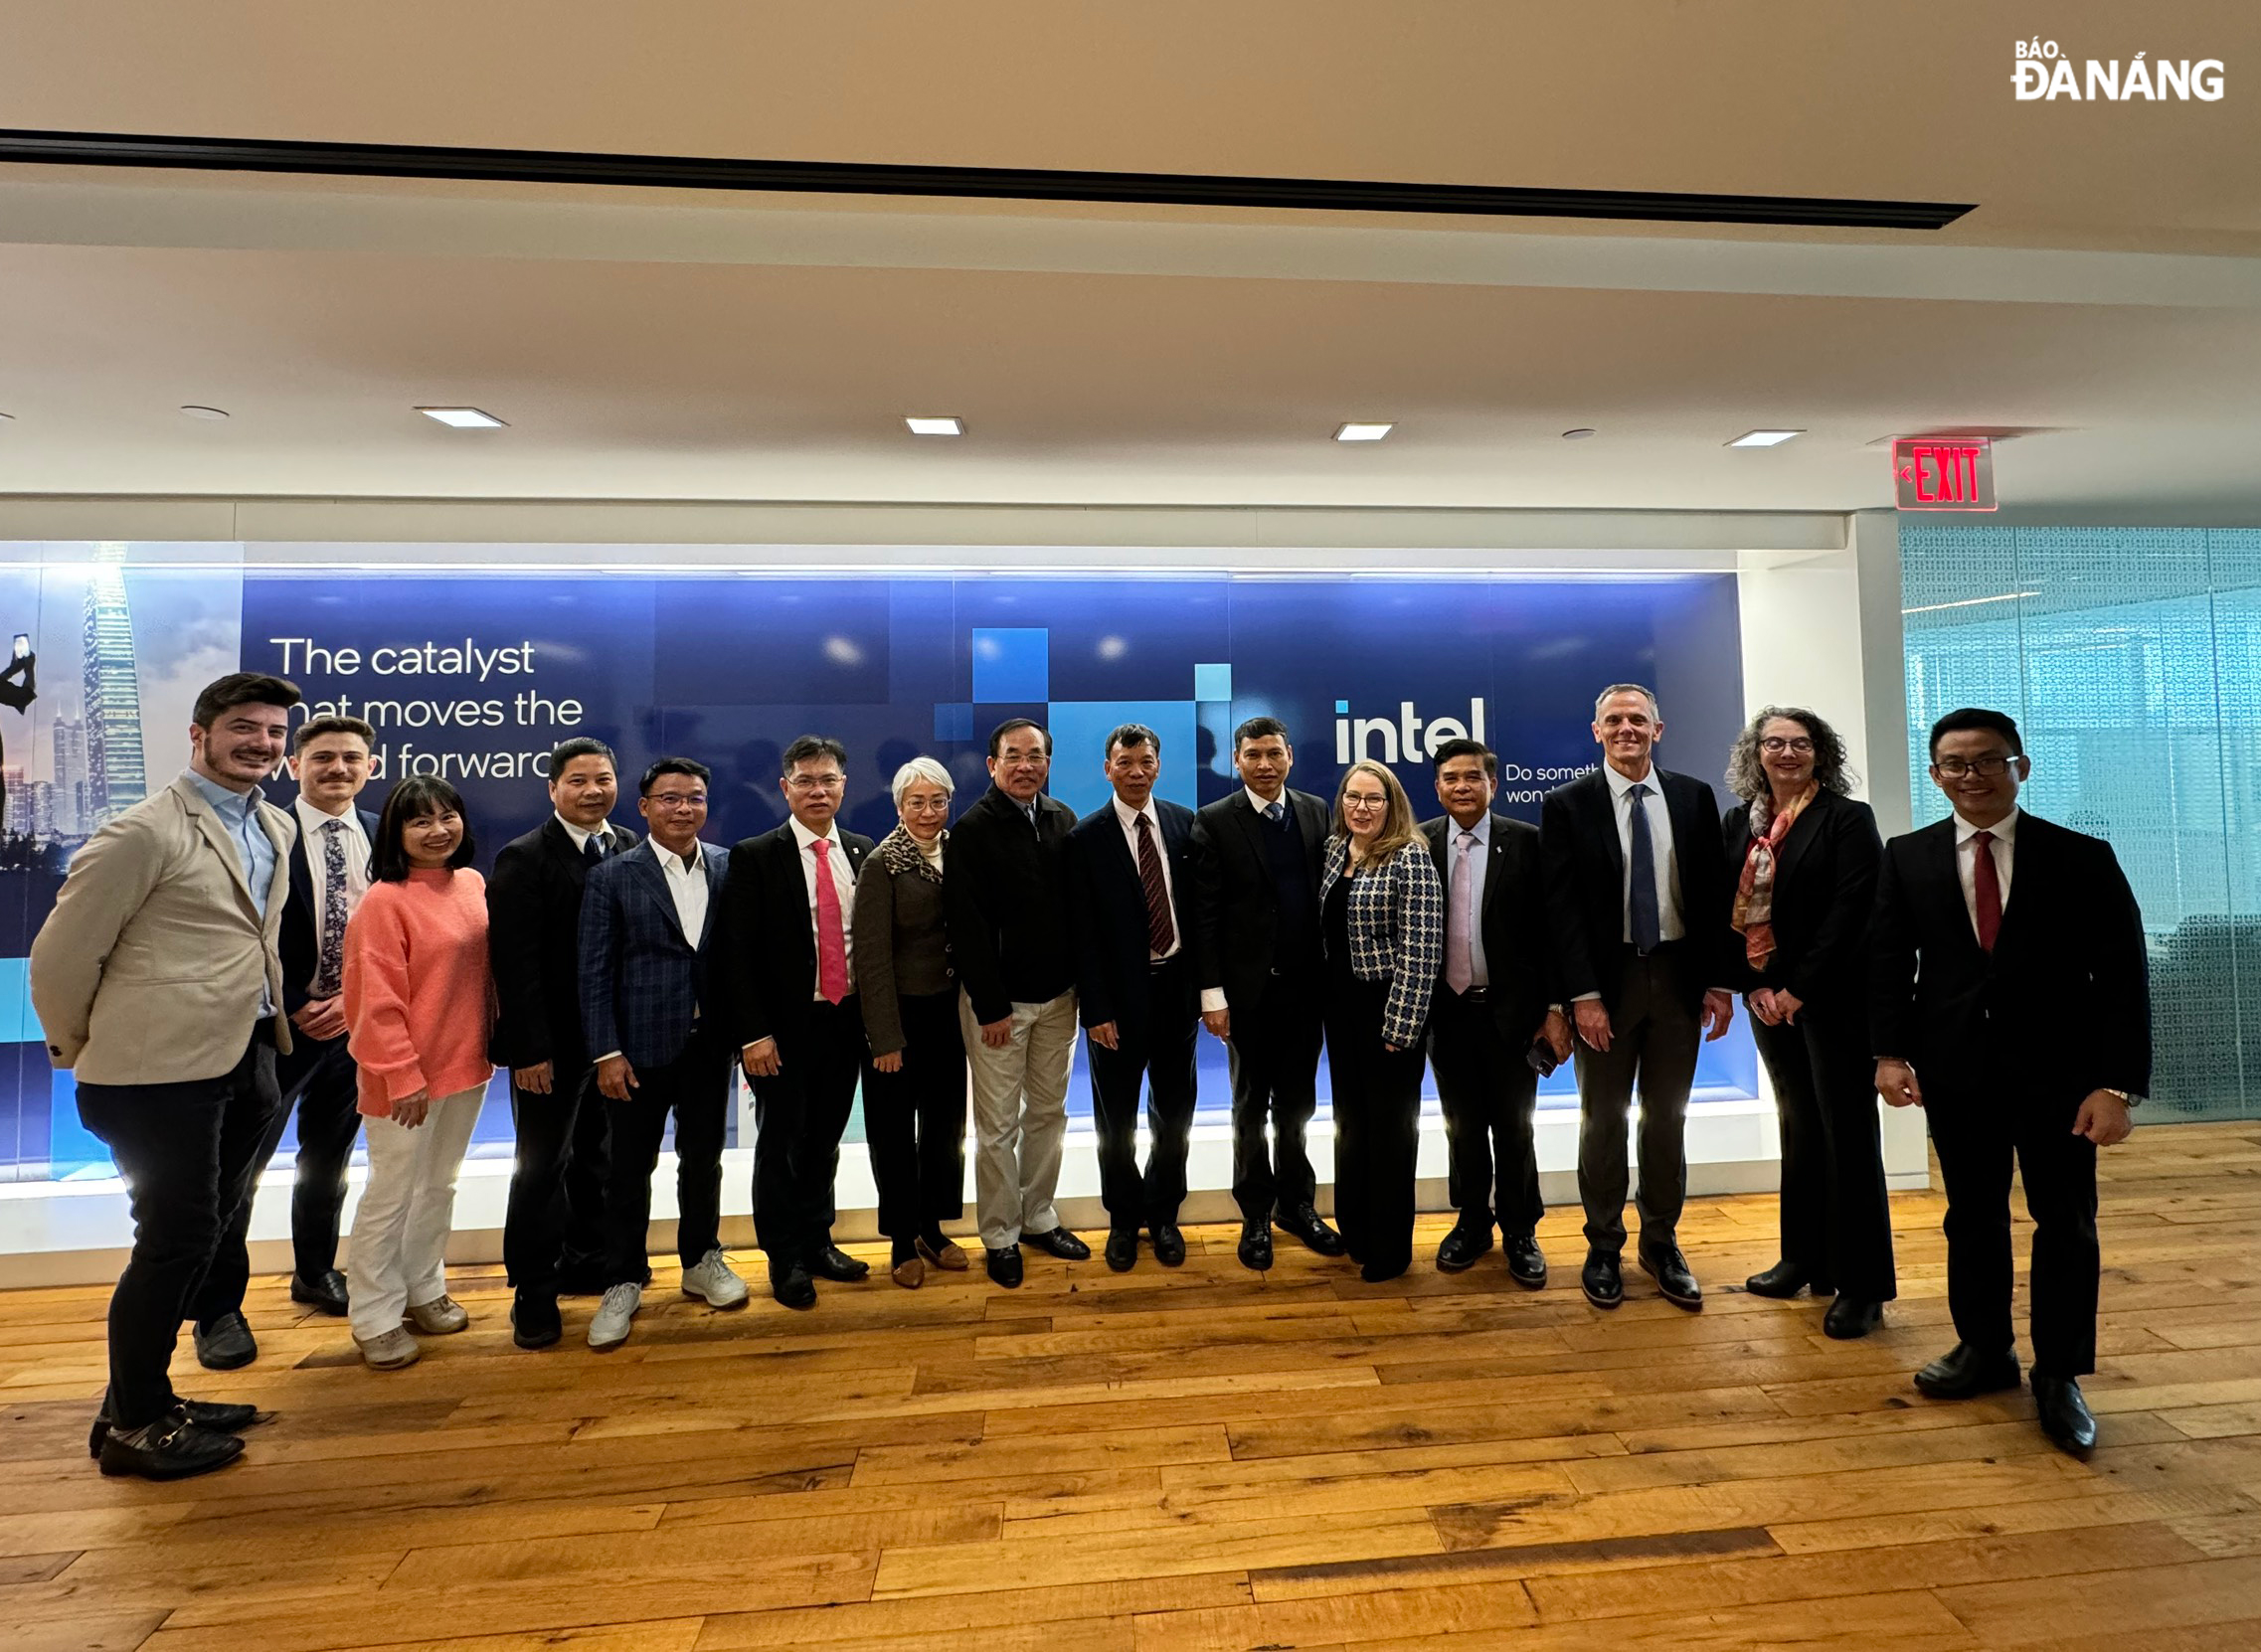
[{"left": 342, "top": 776, "right": 496, "bottom": 1371}]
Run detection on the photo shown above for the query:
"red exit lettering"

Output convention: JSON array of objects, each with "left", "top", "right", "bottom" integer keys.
[{"left": 1893, "top": 438, "right": 1998, "bottom": 512}]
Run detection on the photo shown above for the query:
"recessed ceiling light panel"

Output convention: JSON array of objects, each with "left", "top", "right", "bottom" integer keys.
[
  {"left": 180, "top": 405, "right": 230, "bottom": 420},
  {"left": 1335, "top": 421, "right": 1394, "bottom": 442},
  {"left": 418, "top": 407, "right": 506, "bottom": 428},
  {"left": 905, "top": 415, "right": 963, "bottom": 436},
  {"left": 1728, "top": 428, "right": 1804, "bottom": 447}
]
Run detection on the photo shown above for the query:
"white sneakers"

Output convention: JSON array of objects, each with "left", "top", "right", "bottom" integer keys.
[
  {"left": 588, "top": 1283, "right": 642, "bottom": 1350},
  {"left": 356, "top": 1326, "right": 421, "bottom": 1371},
  {"left": 681, "top": 1249, "right": 750, "bottom": 1308},
  {"left": 405, "top": 1295, "right": 469, "bottom": 1335}
]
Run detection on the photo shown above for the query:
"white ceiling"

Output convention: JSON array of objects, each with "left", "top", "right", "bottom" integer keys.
[{"left": 2, "top": 0, "right": 2259, "bottom": 517}]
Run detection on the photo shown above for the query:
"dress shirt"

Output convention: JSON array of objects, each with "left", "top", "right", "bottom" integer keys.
[
  {"left": 1953, "top": 808, "right": 2018, "bottom": 944},
  {"left": 789, "top": 814, "right": 857, "bottom": 998},
  {"left": 596, "top": 841, "right": 709, "bottom": 1066},
  {"left": 555, "top": 812, "right": 608, "bottom": 856},
  {"left": 1444, "top": 812, "right": 1491, "bottom": 989},
  {"left": 1112, "top": 793, "right": 1183, "bottom": 962},
  {"left": 184, "top": 768, "right": 278, "bottom": 1015},
  {"left": 293, "top": 795, "right": 372, "bottom": 996},
  {"left": 1602, "top": 759, "right": 1685, "bottom": 944},
  {"left": 1244, "top": 785, "right": 1287, "bottom": 820}
]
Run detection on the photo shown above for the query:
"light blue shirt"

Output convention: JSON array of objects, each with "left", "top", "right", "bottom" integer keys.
[
  {"left": 1445, "top": 812, "right": 1491, "bottom": 989},
  {"left": 183, "top": 768, "right": 277, "bottom": 1015}
]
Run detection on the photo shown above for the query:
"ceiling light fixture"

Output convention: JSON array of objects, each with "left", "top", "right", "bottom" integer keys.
[
  {"left": 1728, "top": 428, "right": 1804, "bottom": 447},
  {"left": 1561, "top": 427, "right": 1597, "bottom": 440},
  {"left": 1335, "top": 421, "right": 1394, "bottom": 442},
  {"left": 180, "top": 405, "right": 230, "bottom": 420},
  {"left": 418, "top": 407, "right": 506, "bottom": 428},
  {"left": 905, "top": 415, "right": 963, "bottom": 436}
]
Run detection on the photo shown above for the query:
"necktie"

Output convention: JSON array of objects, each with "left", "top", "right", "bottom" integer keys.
[
  {"left": 812, "top": 838, "right": 851, "bottom": 1003},
  {"left": 1972, "top": 830, "right": 2003, "bottom": 952},
  {"left": 1135, "top": 812, "right": 1175, "bottom": 956},
  {"left": 1627, "top": 783, "right": 1662, "bottom": 953},
  {"left": 583, "top": 833, "right": 604, "bottom": 868},
  {"left": 1445, "top": 830, "right": 1476, "bottom": 994},
  {"left": 1264, "top": 800, "right": 1286, "bottom": 826},
  {"left": 312, "top": 818, "right": 348, "bottom": 999}
]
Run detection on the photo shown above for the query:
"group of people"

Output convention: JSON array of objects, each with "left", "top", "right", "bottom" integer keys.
[{"left": 28, "top": 671, "right": 2151, "bottom": 1483}]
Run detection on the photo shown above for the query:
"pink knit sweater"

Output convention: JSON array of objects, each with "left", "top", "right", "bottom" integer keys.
[{"left": 342, "top": 867, "right": 496, "bottom": 1117}]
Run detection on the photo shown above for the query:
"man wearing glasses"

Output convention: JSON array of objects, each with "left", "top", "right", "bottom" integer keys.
[
  {"left": 722, "top": 737, "right": 877, "bottom": 1309},
  {"left": 1871, "top": 707, "right": 2151, "bottom": 1457}
]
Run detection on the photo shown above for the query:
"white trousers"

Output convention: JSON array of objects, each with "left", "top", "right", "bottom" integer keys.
[
  {"left": 960, "top": 990, "right": 1077, "bottom": 1249},
  {"left": 347, "top": 1086, "right": 483, "bottom": 1341}
]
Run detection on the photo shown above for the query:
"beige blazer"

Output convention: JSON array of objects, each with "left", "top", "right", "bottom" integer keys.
[{"left": 31, "top": 773, "right": 297, "bottom": 1085}]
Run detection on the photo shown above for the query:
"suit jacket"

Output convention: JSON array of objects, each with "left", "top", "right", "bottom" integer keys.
[
  {"left": 1539, "top": 764, "right": 1734, "bottom": 1012},
  {"left": 1066, "top": 797, "right": 1198, "bottom": 1038},
  {"left": 279, "top": 803, "right": 383, "bottom": 1018},
  {"left": 1721, "top": 788, "right": 1882, "bottom": 1010},
  {"left": 1317, "top": 836, "right": 1445, "bottom": 1049},
  {"left": 1869, "top": 810, "right": 2152, "bottom": 1100},
  {"left": 579, "top": 838, "right": 729, "bottom": 1071},
  {"left": 32, "top": 773, "right": 296, "bottom": 1082},
  {"left": 1188, "top": 785, "right": 1330, "bottom": 1011},
  {"left": 723, "top": 821, "right": 876, "bottom": 1050},
  {"left": 1422, "top": 810, "right": 1556, "bottom": 1044},
  {"left": 943, "top": 785, "right": 1079, "bottom": 1024},
  {"left": 486, "top": 815, "right": 640, "bottom": 1072}
]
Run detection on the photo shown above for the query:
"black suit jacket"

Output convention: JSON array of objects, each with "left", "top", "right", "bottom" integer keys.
[
  {"left": 722, "top": 821, "right": 876, "bottom": 1050},
  {"left": 1188, "top": 786, "right": 1330, "bottom": 1011},
  {"left": 1720, "top": 788, "right": 1884, "bottom": 1010},
  {"left": 486, "top": 815, "right": 641, "bottom": 1071},
  {"left": 1539, "top": 764, "right": 1734, "bottom": 1012},
  {"left": 1066, "top": 797, "right": 1198, "bottom": 1037},
  {"left": 1422, "top": 810, "right": 1555, "bottom": 1044},
  {"left": 1869, "top": 810, "right": 2152, "bottom": 1100},
  {"left": 944, "top": 784, "right": 1079, "bottom": 1025},
  {"left": 278, "top": 804, "right": 382, "bottom": 1018}
]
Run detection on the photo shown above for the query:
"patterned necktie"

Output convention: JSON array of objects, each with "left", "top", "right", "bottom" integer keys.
[
  {"left": 1264, "top": 800, "right": 1286, "bottom": 827},
  {"left": 812, "top": 837, "right": 851, "bottom": 1003},
  {"left": 312, "top": 818, "right": 348, "bottom": 999},
  {"left": 1135, "top": 812, "right": 1175, "bottom": 956},
  {"left": 1972, "top": 830, "right": 2003, "bottom": 952},
  {"left": 583, "top": 832, "right": 604, "bottom": 868},
  {"left": 1445, "top": 829, "right": 1477, "bottom": 994},
  {"left": 1627, "top": 782, "right": 1662, "bottom": 953}
]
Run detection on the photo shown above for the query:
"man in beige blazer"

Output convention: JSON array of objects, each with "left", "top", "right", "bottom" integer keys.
[{"left": 32, "top": 672, "right": 301, "bottom": 1481}]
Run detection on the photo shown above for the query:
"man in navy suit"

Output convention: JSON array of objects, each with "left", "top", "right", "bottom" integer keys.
[
  {"left": 579, "top": 757, "right": 745, "bottom": 1351},
  {"left": 193, "top": 714, "right": 382, "bottom": 1366},
  {"left": 1067, "top": 724, "right": 1201, "bottom": 1271}
]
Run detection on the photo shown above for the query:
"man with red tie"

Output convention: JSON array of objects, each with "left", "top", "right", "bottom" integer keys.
[
  {"left": 1871, "top": 707, "right": 2151, "bottom": 1457},
  {"left": 722, "top": 736, "right": 877, "bottom": 1309}
]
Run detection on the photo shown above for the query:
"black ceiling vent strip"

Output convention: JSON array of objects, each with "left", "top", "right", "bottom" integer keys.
[{"left": 0, "top": 129, "right": 1973, "bottom": 231}]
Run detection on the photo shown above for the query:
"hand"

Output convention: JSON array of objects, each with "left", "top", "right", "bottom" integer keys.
[
  {"left": 1772, "top": 988, "right": 1805, "bottom": 1026},
  {"left": 392, "top": 1089, "right": 432, "bottom": 1129},
  {"left": 597, "top": 1054, "right": 637, "bottom": 1100},
  {"left": 979, "top": 1016, "right": 1015, "bottom": 1051},
  {"left": 512, "top": 1061, "right": 554, "bottom": 1095},
  {"left": 292, "top": 996, "right": 348, "bottom": 1042},
  {"left": 1383, "top": 1042, "right": 1402, "bottom": 1056},
  {"left": 1573, "top": 1000, "right": 1613, "bottom": 1054},
  {"left": 872, "top": 1050, "right": 904, "bottom": 1074},
  {"left": 1088, "top": 1021, "right": 1120, "bottom": 1052},
  {"left": 1701, "top": 988, "right": 1736, "bottom": 1042},
  {"left": 1876, "top": 1058, "right": 1923, "bottom": 1108},
  {"left": 2073, "top": 1089, "right": 2134, "bottom": 1147},
  {"left": 1202, "top": 1008, "right": 1231, "bottom": 1043},
  {"left": 1542, "top": 1009, "right": 1573, "bottom": 1064},
  {"left": 742, "top": 1037, "right": 782, "bottom": 1078}
]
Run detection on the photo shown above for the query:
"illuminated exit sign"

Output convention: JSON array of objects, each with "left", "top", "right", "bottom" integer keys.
[{"left": 1894, "top": 436, "right": 1997, "bottom": 511}]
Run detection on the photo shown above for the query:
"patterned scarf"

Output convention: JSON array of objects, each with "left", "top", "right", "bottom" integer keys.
[
  {"left": 1731, "top": 784, "right": 1817, "bottom": 972},
  {"left": 874, "top": 823, "right": 946, "bottom": 887}
]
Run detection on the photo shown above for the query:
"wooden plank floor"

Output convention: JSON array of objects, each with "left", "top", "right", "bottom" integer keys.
[{"left": 5, "top": 1121, "right": 2261, "bottom": 1652}]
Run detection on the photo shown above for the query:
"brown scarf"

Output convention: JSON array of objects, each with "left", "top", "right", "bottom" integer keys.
[
  {"left": 874, "top": 823, "right": 945, "bottom": 887},
  {"left": 1731, "top": 784, "right": 1817, "bottom": 972}
]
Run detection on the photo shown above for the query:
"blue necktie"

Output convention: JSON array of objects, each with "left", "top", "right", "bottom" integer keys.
[
  {"left": 1264, "top": 801, "right": 1286, "bottom": 827},
  {"left": 1628, "top": 783, "right": 1661, "bottom": 953}
]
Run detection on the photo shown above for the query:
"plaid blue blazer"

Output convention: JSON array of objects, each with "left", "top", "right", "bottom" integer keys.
[
  {"left": 578, "top": 838, "right": 728, "bottom": 1071},
  {"left": 1317, "top": 835, "right": 1444, "bottom": 1048}
]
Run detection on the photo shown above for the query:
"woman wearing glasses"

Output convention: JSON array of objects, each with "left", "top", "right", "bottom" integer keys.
[{"left": 1722, "top": 707, "right": 1896, "bottom": 1338}]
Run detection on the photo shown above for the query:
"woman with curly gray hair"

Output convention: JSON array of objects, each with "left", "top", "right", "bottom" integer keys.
[{"left": 1722, "top": 706, "right": 1897, "bottom": 1339}]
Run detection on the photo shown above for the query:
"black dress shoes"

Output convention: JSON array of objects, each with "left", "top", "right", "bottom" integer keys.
[
  {"left": 510, "top": 1289, "right": 563, "bottom": 1349},
  {"left": 1637, "top": 1243, "right": 1703, "bottom": 1309},
  {"left": 1435, "top": 1224, "right": 1494, "bottom": 1273},
  {"left": 1149, "top": 1223, "right": 1187, "bottom": 1267},
  {"left": 1237, "top": 1225, "right": 1273, "bottom": 1271},
  {"left": 1581, "top": 1249, "right": 1624, "bottom": 1309},
  {"left": 1024, "top": 1227, "right": 1091, "bottom": 1261},
  {"left": 194, "top": 1311, "right": 258, "bottom": 1371},
  {"left": 1359, "top": 1255, "right": 1409, "bottom": 1283},
  {"left": 1505, "top": 1234, "right": 1548, "bottom": 1289},
  {"left": 1824, "top": 1296, "right": 1885, "bottom": 1340},
  {"left": 2033, "top": 1374, "right": 2099, "bottom": 1456},
  {"left": 1275, "top": 1206, "right": 1346, "bottom": 1257},
  {"left": 1744, "top": 1259, "right": 1811, "bottom": 1298},
  {"left": 806, "top": 1244, "right": 871, "bottom": 1282},
  {"left": 1914, "top": 1342, "right": 2022, "bottom": 1400},
  {"left": 289, "top": 1269, "right": 351, "bottom": 1316},
  {"left": 89, "top": 1397, "right": 268, "bottom": 1458},
  {"left": 770, "top": 1260, "right": 818, "bottom": 1310},
  {"left": 97, "top": 1415, "right": 245, "bottom": 1481},
  {"left": 985, "top": 1245, "right": 1024, "bottom": 1289},
  {"left": 1105, "top": 1228, "right": 1139, "bottom": 1271}
]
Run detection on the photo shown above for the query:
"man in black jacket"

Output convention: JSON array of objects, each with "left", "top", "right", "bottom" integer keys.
[
  {"left": 1540, "top": 685, "right": 1736, "bottom": 1313},
  {"left": 944, "top": 718, "right": 1092, "bottom": 1288},
  {"left": 1188, "top": 717, "right": 1342, "bottom": 1270},
  {"left": 488, "top": 737, "right": 638, "bottom": 1350},
  {"left": 722, "top": 735, "right": 876, "bottom": 1309},
  {"left": 1873, "top": 706, "right": 2151, "bottom": 1456}
]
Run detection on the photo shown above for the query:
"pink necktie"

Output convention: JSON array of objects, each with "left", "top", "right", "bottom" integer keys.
[
  {"left": 1445, "top": 830, "right": 1476, "bottom": 994},
  {"left": 812, "top": 838, "right": 850, "bottom": 1003}
]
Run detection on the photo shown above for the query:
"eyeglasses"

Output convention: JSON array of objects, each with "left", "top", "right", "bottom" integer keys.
[
  {"left": 1759, "top": 737, "right": 1815, "bottom": 754},
  {"left": 646, "top": 792, "right": 707, "bottom": 809},
  {"left": 1933, "top": 755, "right": 2015, "bottom": 778},
  {"left": 784, "top": 773, "right": 846, "bottom": 792}
]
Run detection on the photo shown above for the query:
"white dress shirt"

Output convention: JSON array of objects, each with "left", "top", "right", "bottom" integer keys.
[
  {"left": 555, "top": 813, "right": 610, "bottom": 856},
  {"left": 1443, "top": 812, "right": 1491, "bottom": 989},
  {"left": 790, "top": 815, "right": 857, "bottom": 997},
  {"left": 1603, "top": 759, "right": 1685, "bottom": 944},
  {"left": 293, "top": 795, "right": 372, "bottom": 996},
  {"left": 1953, "top": 808, "right": 2018, "bottom": 942},
  {"left": 1112, "top": 793, "right": 1183, "bottom": 963},
  {"left": 651, "top": 840, "right": 711, "bottom": 945}
]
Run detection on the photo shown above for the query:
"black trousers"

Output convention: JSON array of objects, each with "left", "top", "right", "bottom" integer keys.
[
  {"left": 1428, "top": 985, "right": 1543, "bottom": 1238},
  {"left": 751, "top": 997, "right": 869, "bottom": 1264},
  {"left": 863, "top": 990, "right": 967, "bottom": 1242},
  {"left": 1571, "top": 944, "right": 1699, "bottom": 1254},
  {"left": 1324, "top": 976, "right": 1427, "bottom": 1276},
  {"left": 1087, "top": 961, "right": 1200, "bottom": 1229},
  {"left": 1227, "top": 968, "right": 1324, "bottom": 1224},
  {"left": 602, "top": 1036, "right": 731, "bottom": 1285},
  {"left": 197, "top": 1032, "right": 363, "bottom": 1320},
  {"left": 75, "top": 1029, "right": 281, "bottom": 1429},
  {"left": 1927, "top": 1061, "right": 2100, "bottom": 1378},
  {"left": 1750, "top": 1003, "right": 1897, "bottom": 1301},
  {"left": 502, "top": 1059, "right": 612, "bottom": 1296}
]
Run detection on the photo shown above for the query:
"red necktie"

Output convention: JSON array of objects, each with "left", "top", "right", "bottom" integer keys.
[
  {"left": 1135, "top": 812, "right": 1175, "bottom": 956},
  {"left": 812, "top": 838, "right": 850, "bottom": 1003},
  {"left": 1971, "top": 829, "right": 2002, "bottom": 952}
]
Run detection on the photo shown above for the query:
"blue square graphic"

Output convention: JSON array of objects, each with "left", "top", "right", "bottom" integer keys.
[
  {"left": 1194, "top": 662, "right": 1233, "bottom": 703},
  {"left": 1334, "top": 699, "right": 1350, "bottom": 714},
  {"left": 1045, "top": 701, "right": 1200, "bottom": 817},
  {"left": 971, "top": 627, "right": 1049, "bottom": 703},
  {"left": 933, "top": 702, "right": 974, "bottom": 742}
]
